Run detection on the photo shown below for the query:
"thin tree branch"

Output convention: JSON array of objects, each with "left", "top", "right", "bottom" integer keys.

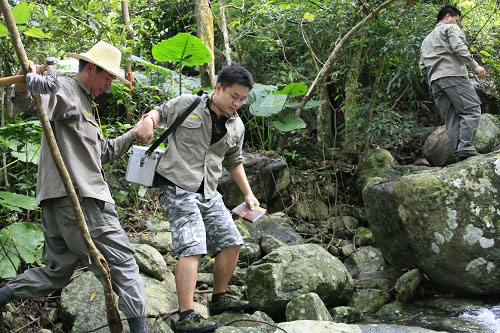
[{"left": 296, "top": 0, "right": 397, "bottom": 116}]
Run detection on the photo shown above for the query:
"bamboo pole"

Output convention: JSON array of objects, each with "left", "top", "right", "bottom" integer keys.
[{"left": 0, "top": 1, "right": 123, "bottom": 332}]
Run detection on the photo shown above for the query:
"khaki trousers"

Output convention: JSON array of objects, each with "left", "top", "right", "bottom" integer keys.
[
  {"left": 431, "top": 76, "right": 481, "bottom": 152},
  {"left": 7, "top": 197, "right": 146, "bottom": 318}
]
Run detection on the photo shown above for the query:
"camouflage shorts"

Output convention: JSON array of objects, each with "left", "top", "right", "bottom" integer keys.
[{"left": 158, "top": 184, "right": 243, "bottom": 257}]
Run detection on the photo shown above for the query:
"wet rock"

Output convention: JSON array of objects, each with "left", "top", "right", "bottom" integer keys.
[
  {"left": 342, "top": 243, "right": 356, "bottom": 257},
  {"left": 332, "top": 216, "right": 359, "bottom": 238},
  {"left": 285, "top": 292, "right": 332, "bottom": 321},
  {"left": 211, "top": 311, "right": 274, "bottom": 332},
  {"left": 245, "top": 244, "right": 353, "bottom": 319},
  {"left": 423, "top": 114, "right": 500, "bottom": 167},
  {"left": 231, "top": 266, "right": 247, "bottom": 286},
  {"left": 260, "top": 235, "right": 287, "bottom": 256},
  {"left": 145, "top": 217, "right": 170, "bottom": 232},
  {"left": 376, "top": 301, "right": 404, "bottom": 319},
  {"left": 422, "top": 126, "right": 455, "bottom": 167},
  {"left": 295, "top": 199, "right": 330, "bottom": 220},
  {"left": 238, "top": 242, "right": 261, "bottom": 267},
  {"left": 328, "top": 306, "right": 361, "bottom": 323},
  {"left": 238, "top": 212, "right": 304, "bottom": 246},
  {"left": 354, "top": 227, "right": 374, "bottom": 246},
  {"left": 197, "top": 273, "right": 214, "bottom": 287},
  {"left": 363, "top": 151, "right": 500, "bottom": 295},
  {"left": 132, "top": 243, "right": 167, "bottom": 281},
  {"left": 60, "top": 271, "right": 184, "bottom": 332},
  {"left": 344, "top": 246, "right": 386, "bottom": 278},
  {"left": 349, "top": 288, "right": 391, "bottom": 314},
  {"left": 423, "top": 298, "right": 485, "bottom": 313},
  {"left": 395, "top": 269, "right": 422, "bottom": 304},
  {"left": 132, "top": 231, "right": 173, "bottom": 254},
  {"left": 219, "top": 152, "right": 290, "bottom": 211}
]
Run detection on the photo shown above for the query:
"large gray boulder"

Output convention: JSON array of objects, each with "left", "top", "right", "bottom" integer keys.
[
  {"left": 285, "top": 292, "right": 333, "bottom": 321},
  {"left": 60, "top": 272, "right": 178, "bottom": 332},
  {"left": 132, "top": 243, "right": 168, "bottom": 281},
  {"left": 356, "top": 149, "right": 432, "bottom": 191},
  {"left": 236, "top": 212, "right": 303, "bottom": 246},
  {"left": 363, "top": 151, "right": 500, "bottom": 295},
  {"left": 218, "top": 151, "right": 290, "bottom": 210},
  {"left": 245, "top": 244, "right": 353, "bottom": 319},
  {"left": 423, "top": 113, "right": 500, "bottom": 166}
]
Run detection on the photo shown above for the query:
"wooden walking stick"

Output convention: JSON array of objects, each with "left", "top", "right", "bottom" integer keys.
[{"left": 0, "top": 1, "right": 123, "bottom": 332}]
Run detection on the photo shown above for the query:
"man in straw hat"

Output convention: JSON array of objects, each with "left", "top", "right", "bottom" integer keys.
[{"left": 0, "top": 41, "right": 152, "bottom": 332}]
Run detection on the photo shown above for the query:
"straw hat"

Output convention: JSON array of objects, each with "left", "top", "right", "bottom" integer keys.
[{"left": 67, "top": 41, "right": 130, "bottom": 85}]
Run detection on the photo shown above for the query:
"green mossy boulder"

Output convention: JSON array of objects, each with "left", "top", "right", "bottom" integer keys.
[
  {"left": 132, "top": 243, "right": 167, "bottom": 281},
  {"left": 363, "top": 151, "right": 500, "bottom": 295},
  {"left": 245, "top": 244, "right": 353, "bottom": 319},
  {"left": 349, "top": 288, "right": 391, "bottom": 314},
  {"left": 285, "top": 292, "right": 332, "bottom": 321}
]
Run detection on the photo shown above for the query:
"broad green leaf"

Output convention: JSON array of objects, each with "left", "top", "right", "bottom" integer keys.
[
  {"left": 0, "top": 222, "right": 44, "bottom": 278},
  {"left": 274, "top": 82, "right": 307, "bottom": 97},
  {"left": 480, "top": 50, "right": 491, "bottom": 57},
  {"left": 138, "top": 186, "right": 147, "bottom": 198},
  {"left": 273, "top": 114, "right": 307, "bottom": 132},
  {"left": 112, "top": 190, "right": 128, "bottom": 205},
  {"left": 245, "top": 84, "right": 277, "bottom": 105},
  {"left": 12, "top": 2, "right": 30, "bottom": 25},
  {"left": 286, "top": 100, "right": 326, "bottom": 109},
  {"left": 0, "top": 191, "right": 37, "bottom": 211},
  {"left": 304, "top": 12, "right": 315, "bottom": 22},
  {"left": 250, "top": 93, "right": 287, "bottom": 117},
  {"left": 131, "top": 55, "right": 173, "bottom": 77},
  {"left": 0, "top": 24, "right": 7, "bottom": 37},
  {"left": 152, "top": 33, "right": 211, "bottom": 67},
  {"left": 7, "top": 141, "right": 40, "bottom": 164},
  {"left": 24, "top": 27, "right": 52, "bottom": 38}
]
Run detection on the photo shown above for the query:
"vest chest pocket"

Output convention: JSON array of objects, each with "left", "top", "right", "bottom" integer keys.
[
  {"left": 81, "top": 110, "right": 101, "bottom": 146},
  {"left": 178, "top": 119, "right": 202, "bottom": 144}
]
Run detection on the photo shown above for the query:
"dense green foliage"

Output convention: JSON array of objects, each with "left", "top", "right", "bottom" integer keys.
[{"left": 0, "top": 0, "right": 498, "bottom": 278}]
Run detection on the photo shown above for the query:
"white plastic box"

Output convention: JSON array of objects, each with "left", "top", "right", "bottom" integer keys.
[{"left": 125, "top": 145, "right": 165, "bottom": 187}]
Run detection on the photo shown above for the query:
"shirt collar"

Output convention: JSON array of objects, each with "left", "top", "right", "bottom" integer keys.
[
  {"left": 74, "top": 77, "right": 92, "bottom": 97},
  {"left": 206, "top": 92, "right": 239, "bottom": 120}
]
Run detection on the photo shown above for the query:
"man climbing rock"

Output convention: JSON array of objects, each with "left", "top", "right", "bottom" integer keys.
[{"left": 419, "top": 5, "right": 487, "bottom": 162}]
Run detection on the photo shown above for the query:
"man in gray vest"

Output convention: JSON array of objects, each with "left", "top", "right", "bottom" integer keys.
[
  {"left": 419, "top": 5, "right": 487, "bottom": 162},
  {"left": 0, "top": 41, "right": 152, "bottom": 332},
  {"left": 142, "top": 66, "right": 259, "bottom": 333}
]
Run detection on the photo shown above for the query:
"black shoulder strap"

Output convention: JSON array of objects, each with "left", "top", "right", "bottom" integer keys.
[{"left": 145, "top": 95, "right": 202, "bottom": 156}]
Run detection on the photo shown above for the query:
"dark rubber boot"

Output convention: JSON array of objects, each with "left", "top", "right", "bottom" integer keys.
[{"left": 127, "top": 315, "right": 149, "bottom": 333}]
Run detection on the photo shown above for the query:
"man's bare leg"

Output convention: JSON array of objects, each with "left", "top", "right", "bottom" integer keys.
[
  {"left": 175, "top": 255, "right": 201, "bottom": 312},
  {"left": 213, "top": 245, "right": 240, "bottom": 293}
]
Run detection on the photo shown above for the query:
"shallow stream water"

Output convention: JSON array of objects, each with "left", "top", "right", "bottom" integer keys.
[{"left": 362, "top": 303, "right": 500, "bottom": 332}]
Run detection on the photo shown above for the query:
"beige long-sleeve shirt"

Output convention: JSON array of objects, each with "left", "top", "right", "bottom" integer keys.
[
  {"left": 419, "top": 23, "right": 478, "bottom": 85},
  {"left": 154, "top": 93, "right": 244, "bottom": 199},
  {"left": 12, "top": 77, "right": 136, "bottom": 204}
]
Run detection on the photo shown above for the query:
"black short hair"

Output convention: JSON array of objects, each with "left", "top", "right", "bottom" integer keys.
[
  {"left": 78, "top": 59, "right": 104, "bottom": 73},
  {"left": 216, "top": 65, "right": 254, "bottom": 90},
  {"left": 437, "top": 5, "right": 461, "bottom": 23}
]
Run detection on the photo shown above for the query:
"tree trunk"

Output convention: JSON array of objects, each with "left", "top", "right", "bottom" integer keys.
[
  {"left": 316, "top": 84, "right": 333, "bottom": 148},
  {"left": 195, "top": 0, "right": 216, "bottom": 88},
  {"left": 121, "top": 0, "right": 134, "bottom": 122},
  {"left": 0, "top": 60, "right": 8, "bottom": 188},
  {"left": 342, "top": 40, "right": 364, "bottom": 154},
  {"left": 0, "top": 1, "right": 123, "bottom": 332},
  {"left": 219, "top": 0, "right": 232, "bottom": 65}
]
